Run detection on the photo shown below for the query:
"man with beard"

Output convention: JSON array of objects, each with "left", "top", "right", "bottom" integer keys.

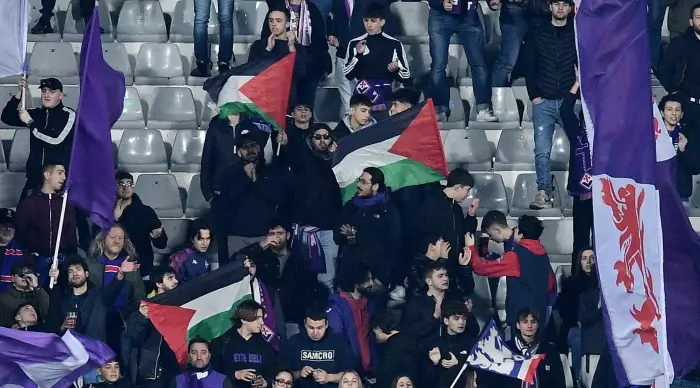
[
  {"left": 46, "top": 255, "right": 138, "bottom": 343},
  {"left": 15, "top": 162, "right": 78, "bottom": 285},
  {"left": 0, "top": 259, "right": 49, "bottom": 328},
  {"left": 327, "top": 263, "right": 378, "bottom": 380},
  {"left": 522, "top": 0, "right": 577, "bottom": 210},
  {"left": 658, "top": 4, "right": 700, "bottom": 130},
  {"left": 127, "top": 266, "right": 181, "bottom": 388},
  {"left": 220, "top": 130, "right": 285, "bottom": 261},
  {"left": 278, "top": 124, "right": 342, "bottom": 290},
  {"left": 171, "top": 338, "right": 233, "bottom": 388},
  {"left": 334, "top": 167, "right": 401, "bottom": 290},
  {"left": 0, "top": 208, "right": 23, "bottom": 293},
  {"left": 114, "top": 171, "right": 168, "bottom": 279}
]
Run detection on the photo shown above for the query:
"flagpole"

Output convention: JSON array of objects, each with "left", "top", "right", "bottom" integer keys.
[
  {"left": 49, "top": 189, "right": 69, "bottom": 289},
  {"left": 449, "top": 363, "right": 468, "bottom": 388}
]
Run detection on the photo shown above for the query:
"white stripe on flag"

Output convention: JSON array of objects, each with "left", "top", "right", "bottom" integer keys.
[
  {"left": 183, "top": 275, "right": 257, "bottom": 329},
  {"left": 217, "top": 76, "right": 254, "bottom": 107},
  {"left": 332, "top": 136, "right": 406, "bottom": 188},
  {"left": 0, "top": 0, "right": 28, "bottom": 79},
  {"left": 17, "top": 330, "right": 90, "bottom": 388}
]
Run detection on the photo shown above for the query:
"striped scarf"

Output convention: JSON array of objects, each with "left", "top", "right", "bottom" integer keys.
[
  {"left": 287, "top": 0, "right": 312, "bottom": 47},
  {"left": 515, "top": 336, "right": 540, "bottom": 388}
]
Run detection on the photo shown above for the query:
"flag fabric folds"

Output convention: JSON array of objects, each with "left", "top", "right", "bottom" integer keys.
[
  {"left": 574, "top": 0, "right": 698, "bottom": 384},
  {"left": 331, "top": 99, "right": 448, "bottom": 202},
  {"left": 203, "top": 53, "right": 296, "bottom": 132},
  {"left": 146, "top": 265, "right": 273, "bottom": 366},
  {"left": 0, "top": 0, "right": 29, "bottom": 79},
  {"left": 66, "top": 8, "right": 125, "bottom": 231},
  {"left": 466, "top": 320, "right": 545, "bottom": 384},
  {"left": 0, "top": 327, "right": 115, "bottom": 388}
]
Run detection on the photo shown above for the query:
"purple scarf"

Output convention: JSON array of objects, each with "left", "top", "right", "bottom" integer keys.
[
  {"left": 257, "top": 280, "right": 280, "bottom": 350},
  {"left": 184, "top": 364, "right": 214, "bottom": 388},
  {"left": 351, "top": 191, "right": 387, "bottom": 209},
  {"left": 292, "top": 224, "right": 326, "bottom": 273}
]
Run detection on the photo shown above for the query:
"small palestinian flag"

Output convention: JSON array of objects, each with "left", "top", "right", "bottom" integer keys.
[
  {"left": 202, "top": 53, "right": 296, "bottom": 132},
  {"left": 145, "top": 265, "right": 261, "bottom": 366},
  {"left": 332, "top": 99, "right": 449, "bottom": 202}
]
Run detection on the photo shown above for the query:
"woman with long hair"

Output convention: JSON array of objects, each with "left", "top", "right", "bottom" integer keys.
[
  {"left": 339, "top": 371, "right": 363, "bottom": 388},
  {"left": 390, "top": 374, "right": 414, "bottom": 388}
]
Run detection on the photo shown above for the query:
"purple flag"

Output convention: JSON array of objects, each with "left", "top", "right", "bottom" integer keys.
[
  {"left": 66, "top": 7, "right": 125, "bottom": 231},
  {"left": 577, "top": 0, "right": 700, "bottom": 385},
  {"left": 0, "top": 327, "right": 115, "bottom": 387}
]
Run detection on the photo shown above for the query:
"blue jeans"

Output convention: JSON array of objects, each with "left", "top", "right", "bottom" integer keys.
[
  {"left": 568, "top": 327, "right": 582, "bottom": 385},
  {"left": 299, "top": 229, "right": 338, "bottom": 291},
  {"left": 647, "top": 0, "right": 664, "bottom": 68},
  {"left": 194, "top": 0, "right": 234, "bottom": 64},
  {"left": 492, "top": 3, "right": 530, "bottom": 87},
  {"left": 672, "top": 381, "right": 700, "bottom": 388},
  {"left": 429, "top": 9, "right": 491, "bottom": 110},
  {"left": 532, "top": 98, "right": 562, "bottom": 194}
]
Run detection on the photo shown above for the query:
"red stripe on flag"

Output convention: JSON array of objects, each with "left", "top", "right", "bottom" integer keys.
[{"left": 144, "top": 302, "right": 196, "bottom": 367}]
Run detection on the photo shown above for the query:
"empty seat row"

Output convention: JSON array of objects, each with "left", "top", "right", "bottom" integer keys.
[{"left": 28, "top": 0, "right": 268, "bottom": 44}]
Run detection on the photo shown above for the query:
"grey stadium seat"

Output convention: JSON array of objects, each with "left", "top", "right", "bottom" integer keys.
[
  {"left": 134, "top": 174, "right": 184, "bottom": 218},
  {"left": 186, "top": 175, "right": 211, "bottom": 217},
  {"left": 0, "top": 87, "right": 34, "bottom": 129},
  {"left": 134, "top": 44, "right": 186, "bottom": 85},
  {"left": 27, "top": 0, "right": 61, "bottom": 42},
  {"left": 63, "top": 0, "right": 113, "bottom": 42},
  {"left": 555, "top": 264, "right": 572, "bottom": 293},
  {"left": 443, "top": 129, "right": 492, "bottom": 170},
  {"left": 114, "top": 87, "right": 145, "bottom": 129},
  {"left": 170, "top": 0, "right": 219, "bottom": 43},
  {"left": 467, "top": 88, "right": 520, "bottom": 130},
  {"left": 171, "top": 130, "right": 206, "bottom": 172},
  {"left": 460, "top": 173, "right": 508, "bottom": 217},
  {"left": 390, "top": 2, "right": 429, "bottom": 44},
  {"left": 509, "top": 173, "right": 563, "bottom": 217},
  {"left": 9, "top": 130, "right": 30, "bottom": 172},
  {"left": 0, "top": 173, "right": 25, "bottom": 208},
  {"left": 200, "top": 95, "right": 217, "bottom": 129},
  {"left": 551, "top": 128, "right": 570, "bottom": 171},
  {"left": 0, "top": 142, "right": 6, "bottom": 172},
  {"left": 27, "top": 43, "right": 80, "bottom": 85},
  {"left": 116, "top": 0, "right": 168, "bottom": 42},
  {"left": 493, "top": 129, "right": 535, "bottom": 170},
  {"left": 314, "top": 88, "right": 342, "bottom": 123},
  {"left": 147, "top": 87, "right": 198, "bottom": 129},
  {"left": 539, "top": 219, "right": 574, "bottom": 256},
  {"left": 117, "top": 129, "right": 169, "bottom": 172},
  {"left": 233, "top": 2, "right": 268, "bottom": 43},
  {"left": 652, "top": 85, "right": 667, "bottom": 102},
  {"left": 154, "top": 218, "right": 191, "bottom": 256},
  {"left": 687, "top": 181, "right": 700, "bottom": 217},
  {"left": 553, "top": 171, "right": 574, "bottom": 217},
  {"left": 101, "top": 43, "right": 133, "bottom": 86},
  {"left": 439, "top": 88, "right": 466, "bottom": 130},
  {"left": 59, "top": 86, "right": 80, "bottom": 111}
]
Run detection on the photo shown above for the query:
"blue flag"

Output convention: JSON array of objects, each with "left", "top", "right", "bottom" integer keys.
[
  {"left": 0, "top": 327, "right": 115, "bottom": 387},
  {"left": 66, "top": 7, "right": 125, "bottom": 231}
]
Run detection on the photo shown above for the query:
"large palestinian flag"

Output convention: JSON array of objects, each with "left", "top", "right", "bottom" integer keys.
[
  {"left": 332, "top": 99, "right": 448, "bottom": 202},
  {"left": 145, "top": 265, "right": 261, "bottom": 366},
  {"left": 202, "top": 52, "right": 296, "bottom": 132}
]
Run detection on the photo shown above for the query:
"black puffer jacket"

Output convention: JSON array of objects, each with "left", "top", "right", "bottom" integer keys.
[
  {"left": 1, "top": 96, "right": 75, "bottom": 184},
  {"left": 407, "top": 255, "right": 475, "bottom": 302},
  {"left": 523, "top": 20, "right": 578, "bottom": 101},
  {"left": 127, "top": 311, "right": 181, "bottom": 384}
]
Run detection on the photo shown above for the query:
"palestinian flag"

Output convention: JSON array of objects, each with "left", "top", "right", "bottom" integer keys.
[
  {"left": 145, "top": 265, "right": 261, "bottom": 366},
  {"left": 202, "top": 52, "right": 296, "bottom": 132},
  {"left": 332, "top": 99, "right": 448, "bottom": 202}
]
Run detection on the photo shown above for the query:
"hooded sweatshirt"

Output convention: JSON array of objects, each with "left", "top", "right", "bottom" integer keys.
[
  {"left": 15, "top": 192, "right": 78, "bottom": 258},
  {"left": 211, "top": 328, "right": 279, "bottom": 388},
  {"left": 332, "top": 115, "right": 377, "bottom": 142}
]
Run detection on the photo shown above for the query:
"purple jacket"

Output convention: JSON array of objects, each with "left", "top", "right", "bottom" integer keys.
[{"left": 327, "top": 292, "right": 379, "bottom": 375}]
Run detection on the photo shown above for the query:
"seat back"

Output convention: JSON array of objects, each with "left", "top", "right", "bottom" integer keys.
[
  {"left": 134, "top": 43, "right": 186, "bottom": 79},
  {"left": 9, "top": 130, "right": 30, "bottom": 172},
  {"left": 117, "top": 129, "right": 169, "bottom": 172},
  {"left": 116, "top": 0, "right": 168, "bottom": 41},
  {"left": 171, "top": 130, "right": 206, "bottom": 172},
  {"left": 134, "top": 173, "right": 184, "bottom": 217}
]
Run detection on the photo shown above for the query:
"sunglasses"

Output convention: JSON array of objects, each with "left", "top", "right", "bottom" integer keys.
[{"left": 313, "top": 134, "right": 331, "bottom": 140}]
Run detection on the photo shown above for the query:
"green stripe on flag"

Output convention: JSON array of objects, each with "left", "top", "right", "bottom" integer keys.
[
  {"left": 186, "top": 294, "right": 253, "bottom": 341},
  {"left": 340, "top": 158, "right": 445, "bottom": 202},
  {"left": 219, "top": 101, "right": 282, "bottom": 132}
]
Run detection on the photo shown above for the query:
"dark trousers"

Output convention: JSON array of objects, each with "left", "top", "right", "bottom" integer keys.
[
  {"left": 572, "top": 197, "right": 594, "bottom": 266},
  {"left": 41, "top": 0, "right": 95, "bottom": 22},
  {"left": 211, "top": 195, "right": 230, "bottom": 267}
]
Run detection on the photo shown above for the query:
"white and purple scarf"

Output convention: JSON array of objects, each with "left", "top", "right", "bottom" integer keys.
[{"left": 287, "top": 0, "right": 312, "bottom": 47}]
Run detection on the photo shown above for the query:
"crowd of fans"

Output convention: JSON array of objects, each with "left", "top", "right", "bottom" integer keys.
[{"left": 1, "top": 0, "right": 700, "bottom": 387}]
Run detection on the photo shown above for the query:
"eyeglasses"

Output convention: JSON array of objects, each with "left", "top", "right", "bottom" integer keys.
[
  {"left": 117, "top": 181, "right": 133, "bottom": 188},
  {"left": 275, "top": 379, "right": 293, "bottom": 387},
  {"left": 313, "top": 134, "right": 331, "bottom": 140}
]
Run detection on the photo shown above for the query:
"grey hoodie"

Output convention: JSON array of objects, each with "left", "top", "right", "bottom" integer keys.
[{"left": 332, "top": 115, "right": 378, "bottom": 141}]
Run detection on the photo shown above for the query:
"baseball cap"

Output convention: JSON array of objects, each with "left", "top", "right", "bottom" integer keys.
[
  {"left": 235, "top": 129, "right": 258, "bottom": 148},
  {"left": 0, "top": 208, "right": 15, "bottom": 226},
  {"left": 39, "top": 78, "right": 63, "bottom": 92}
]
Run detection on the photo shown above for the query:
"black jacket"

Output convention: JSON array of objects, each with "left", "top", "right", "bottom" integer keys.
[
  {"left": 220, "top": 160, "right": 286, "bottom": 237},
  {"left": 554, "top": 263, "right": 597, "bottom": 352},
  {"left": 401, "top": 293, "right": 480, "bottom": 350},
  {"left": 375, "top": 332, "right": 420, "bottom": 388},
  {"left": 523, "top": 20, "right": 578, "bottom": 101},
  {"left": 281, "top": 135, "right": 342, "bottom": 230},
  {"left": 46, "top": 279, "right": 125, "bottom": 343},
  {"left": 116, "top": 193, "right": 168, "bottom": 276},
  {"left": 211, "top": 329, "right": 280, "bottom": 388},
  {"left": 92, "top": 380, "right": 135, "bottom": 388},
  {"left": 671, "top": 125, "right": 700, "bottom": 198},
  {"left": 657, "top": 27, "right": 700, "bottom": 95},
  {"left": 127, "top": 311, "right": 181, "bottom": 384},
  {"left": 579, "top": 287, "right": 607, "bottom": 356},
  {"left": 417, "top": 191, "right": 477, "bottom": 295},
  {"left": 407, "top": 255, "right": 476, "bottom": 302},
  {"left": 426, "top": 331, "right": 479, "bottom": 388},
  {"left": 488, "top": 337, "right": 566, "bottom": 388},
  {"left": 327, "top": 0, "right": 394, "bottom": 60},
  {"left": 333, "top": 192, "right": 401, "bottom": 286},
  {"left": 1, "top": 96, "right": 75, "bottom": 183},
  {"left": 261, "top": 0, "right": 332, "bottom": 79}
]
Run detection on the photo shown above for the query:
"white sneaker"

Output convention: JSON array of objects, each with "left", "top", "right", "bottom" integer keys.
[
  {"left": 476, "top": 108, "right": 499, "bottom": 122},
  {"left": 530, "top": 190, "right": 554, "bottom": 210}
]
